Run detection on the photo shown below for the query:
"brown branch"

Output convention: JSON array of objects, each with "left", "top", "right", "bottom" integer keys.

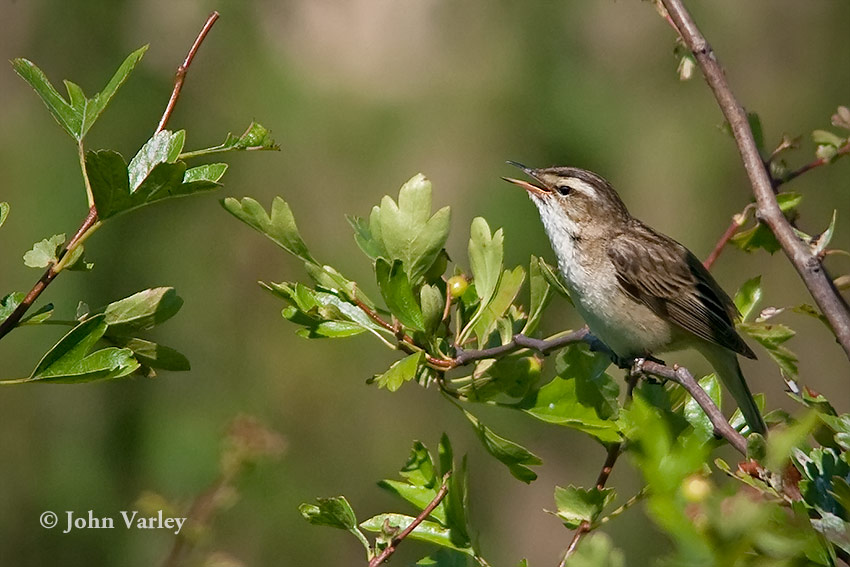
[
  {"left": 155, "top": 11, "right": 220, "bottom": 133},
  {"left": 641, "top": 360, "right": 748, "bottom": 455},
  {"left": 659, "top": 0, "right": 850, "bottom": 361},
  {"left": 368, "top": 472, "right": 451, "bottom": 567}
]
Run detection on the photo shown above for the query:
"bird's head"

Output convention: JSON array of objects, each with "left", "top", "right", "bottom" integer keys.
[{"left": 502, "top": 161, "right": 631, "bottom": 233}]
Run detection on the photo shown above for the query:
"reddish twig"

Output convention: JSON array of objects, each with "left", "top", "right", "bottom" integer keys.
[
  {"left": 155, "top": 11, "right": 220, "bottom": 133},
  {"left": 368, "top": 472, "right": 451, "bottom": 567},
  {"left": 703, "top": 217, "right": 741, "bottom": 270},
  {"left": 659, "top": 0, "right": 850, "bottom": 361},
  {"left": 779, "top": 142, "right": 850, "bottom": 186}
]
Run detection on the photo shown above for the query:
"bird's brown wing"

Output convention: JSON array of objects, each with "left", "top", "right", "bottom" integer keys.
[{"left": 607, "top": 224, "right": 756, "bottom": 359}]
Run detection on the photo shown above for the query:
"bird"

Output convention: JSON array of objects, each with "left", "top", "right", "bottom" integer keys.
[{"left": 503, "top": 161, "right": 766, "bottom": 435}]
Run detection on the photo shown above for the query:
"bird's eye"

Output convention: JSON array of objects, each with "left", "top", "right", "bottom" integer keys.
[{"left": 556, "top": 184, "right": 572, "bottom": 196}]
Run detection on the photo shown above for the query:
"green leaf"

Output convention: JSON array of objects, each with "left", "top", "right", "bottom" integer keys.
[
  {"left": 360, "top": 513, "right": 474, "bottom": 555},
  {"left": 347, "top": 214, "right": 385, "bottom": 260},
  {"left": 179, "top": 121, "right": 279, "bottom": 159},
  {"left": 812, "top": 210, "right": 837, "bottom": 257},
  {"left": 86, "top": 149, "right": 133, "bottom": 218},
  {"left": 733, "top": 276, "right": 762, "bottom": 322},
  {"left": 462, "top": 409, "right": 541, "bottom": 483},
  {"left": 536, "top": 257, "right": 572, "bottom": 303},
  {"left": 23, "top": 234, "right": 65, "bottom": 268},
  {"left": 812, "top": 129, "right": 845, "bottom": 148},
  {"left": 29, "top": 315, "right": 139, "bottom": 382},
  {"left": 437, "top": 434, "right": 472, "bottom": 548},
  {"left": 372, "top": 352, "right": 422, "bottom": 392},
  {"left": 420, "top": 284, "right": 445, "bottom": 335},
  {"left": 739, "top": 321, "right": 798, "bottom": 377},
  {"left": 462, "top": 353, "right": 542, "bottom": 401},
  {"left": 523, "top": 256, "right": 554, "bottom": 335},
  {"left": 375, "top": 259, "right": 425, "bottom": 331},
  {"left": 473, "top": 266, "right": 524, "bottom": 345},
  {"left": 370, "top": 174, "right": 451, "bottom": 282},
  {"left": 299, "top": 496, "right": 358, "bottom": 530},
  {"left": 519, "top": 345, "right": 621, "bottom": 443},
  {"left": 184, "top": 163, "right": 227, "bottom": 184},
  {"left": 467, "top": 217, "right": 503, "bottom": 307},
  {"left": 552, "top": 485, "right": 615, "bottom": 529},
  {"left": 103, "top": 288, "right": 183, "bottom": 334},
  {"left": 0, "top": 202, "right": 8, "bottom": 229},
  {"left": 222, "top": 196, "right": 316, "bottom": 263},
  {"left": 683, "top": 374, "right": 723, "bottom": 442},
  {"left": 109, "top": 337, "right": 190, "bottom": 371},
  {"left": 378, "top": 441, "right": 447, "bottom": 524},
  {"left": 266, "top": 282, "right": 385, "bottom": 339},
  {"left": 20, "top": 303, "right": 54, "bottom": 325},
  {"left": 133, "top": 161, "right": 219, "bottom": 208},
  {"left": 63, "top": 244, "right": 94, "bottom": 272},
  {"left": 731, "top": 193, "right": 802, "bottom": 254},
  {"left": 88, "top": 149, "right": 221, "bottom": 220},
  {"left": 12, "top": 46, "right": 147, "bottom": 141},
  {"left": 0, "top": 292, "right": 25, "bottom": 320},
  {"left": 128, "top": 130, "right": 186, "bottom": 190}
]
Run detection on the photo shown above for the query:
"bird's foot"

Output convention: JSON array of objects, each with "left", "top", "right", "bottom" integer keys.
[{"left": 628, "top": 355, "right": 666, "bottom": 384}]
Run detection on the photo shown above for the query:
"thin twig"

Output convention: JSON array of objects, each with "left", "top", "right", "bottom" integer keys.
[
  {"left": 703, "top": 217, "right": 741, "bottom": 270},
  {"left": 659, "top": 0, "right": 850, "bottom": 361},
  {"left": 559, "top": 374, "right": 639, "bottom": 565},
  {"left": 156, "top": 11, "right": 220, "bottom": 133},
  {"left": 779, "top": 142, "right": 850, "bottom": 186},
  {"left": 368, "top": 472, "right": 452, "bottom": 567}
]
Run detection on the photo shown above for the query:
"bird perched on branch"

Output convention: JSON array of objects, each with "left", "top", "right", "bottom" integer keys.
[{"left": 503, "top": 161, "right": 766, "bottom": 435}]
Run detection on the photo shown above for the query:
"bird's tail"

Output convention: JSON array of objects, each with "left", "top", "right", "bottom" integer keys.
[{"left": 699, "top": 344, "right": 767, "bottom": 435}]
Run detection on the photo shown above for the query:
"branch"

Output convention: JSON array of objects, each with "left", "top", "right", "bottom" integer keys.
[
  {"left": 0, "top": 13, "right": 222, "bottom": 343},
  {"left": 368, "top": 472, "right": 451, "bottom": 567},
  {"left": 641, "top": 360, "right": 748, "bottom": 455},
  {"left": 658, "top": 0, "right": 850, "bottom": 361},
  {"left": 156, "top": 11, "right": 220, "bottom": 133}
]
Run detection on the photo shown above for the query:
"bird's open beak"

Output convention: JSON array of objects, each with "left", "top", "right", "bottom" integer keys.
[{"left": 502, "top": 161, "right": 549, "bottom": 196}]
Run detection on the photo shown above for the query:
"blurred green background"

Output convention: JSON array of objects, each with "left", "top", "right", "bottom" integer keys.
[{"left": 1, "top": 0, "right": 848, "bottom": 565}]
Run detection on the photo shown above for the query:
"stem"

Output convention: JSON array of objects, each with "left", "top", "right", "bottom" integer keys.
[
  {"left": 703, "top": 217, "right": 742, "bottom": 270},
  {"left": 659, "top": 0, "right": 850, "bottom": 361},
  {"left": 155, "top": 11, "right": 220, "bottom": 133},
  {"left": 559, "top": 374, "right": 639, "bottom": 565},
  {"left": 78, "top": 141, "right": 94, "bottom": 208},
  {"left": 367, "top": 472, "right": 452, "bottom": 567}
]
